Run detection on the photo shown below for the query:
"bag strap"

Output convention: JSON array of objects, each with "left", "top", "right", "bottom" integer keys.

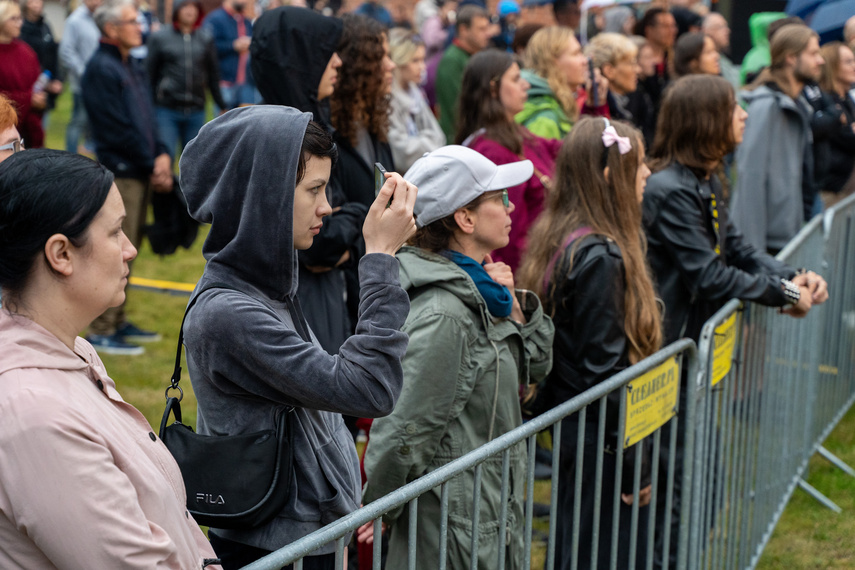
[
  {"left": 166, "top": 281, "right": 242, "bottom": 399},
  {"left": 542, "top": 226, "right": 593, "bottom": 294}
]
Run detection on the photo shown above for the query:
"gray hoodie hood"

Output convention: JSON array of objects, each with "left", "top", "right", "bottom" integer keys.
[{"left": 179, "top": 105, "right": 311, "bottom": 301}]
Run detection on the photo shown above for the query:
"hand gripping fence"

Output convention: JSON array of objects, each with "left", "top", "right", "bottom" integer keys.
[{"left": 237, "top": 195, "right": 855, "bottom": 570}]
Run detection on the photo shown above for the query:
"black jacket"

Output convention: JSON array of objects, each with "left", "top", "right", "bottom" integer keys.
[
  {"left": 82, "top": 42, "right": 168, "bottom": 179},
  {"left": 806, "top": 86, "right": 855, "bottom": 195},
  {"left": 534, "top": 235, "right": 649, "bottom": 493},
  {"left": 146, "top": 23, "right": 226, "bottom": 111},
  {"left": 20, "top": 15, "right": 61, "bottom": 111},
  {"left": 643, "top": 163, "right": 795, "bottom": 344},
  {"left": 20, "top": 16, "right": 59, "bottom": 78},
  {"left": 607, "top": 89, "right": 655, "bottom": 150}
]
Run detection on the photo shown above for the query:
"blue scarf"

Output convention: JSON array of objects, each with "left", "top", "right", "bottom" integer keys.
[{"left": 444, "top": 251, "right": 514, "bottom": 318}]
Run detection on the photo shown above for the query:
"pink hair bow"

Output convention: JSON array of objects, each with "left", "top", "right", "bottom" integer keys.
[{"left": 601, "top": 125, "right": 632, "bottom": 155}]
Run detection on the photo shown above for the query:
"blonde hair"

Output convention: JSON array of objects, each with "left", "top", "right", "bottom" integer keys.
[
  {"left": 586, "top": 32, "right": 638, "bottom": 69},
  {"left": 525, "top": 26, "right": 579, "bottom": 122},
  {"left": 0, "top": 0, "right": 21, "bottom": 24},
  {"left": 389, "top": 27, "right": 423, "bottom": 68},
  {"left": 819, "top": 41, "right": 851, "bottom": 93}
]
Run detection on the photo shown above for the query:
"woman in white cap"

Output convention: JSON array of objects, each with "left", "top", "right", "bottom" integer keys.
[{"left": 361, "top": 145, "right": 554, "bottom": 570}]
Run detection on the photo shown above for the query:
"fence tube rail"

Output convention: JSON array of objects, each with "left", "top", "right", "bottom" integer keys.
[{"left": 241, "top": 340, "right": 697, "bottom": 570}]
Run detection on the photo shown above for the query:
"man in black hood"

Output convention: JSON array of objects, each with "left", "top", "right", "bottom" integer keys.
[{"left": 252, "top": 7, "right": 368, "bottom": 356}]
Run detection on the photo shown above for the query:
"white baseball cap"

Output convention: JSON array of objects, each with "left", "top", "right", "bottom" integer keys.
[{"left": 404, "top": 145, "right": 534, "bottom": 228}]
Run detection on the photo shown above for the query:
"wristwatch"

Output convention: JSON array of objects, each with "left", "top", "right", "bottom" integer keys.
[{"left": 781, "top": 278, "right": 801, "bottom": 306}]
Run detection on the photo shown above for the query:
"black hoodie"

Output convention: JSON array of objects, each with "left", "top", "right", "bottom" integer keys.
[
  {"left": 178, "top": 105, "right": 410, "bottom": 550},
  {"left": 251, "top": 7, "right": 342, "bottom": 127},
  {"left": 251, "top": 7, "right": 369, "bottom": 350}
]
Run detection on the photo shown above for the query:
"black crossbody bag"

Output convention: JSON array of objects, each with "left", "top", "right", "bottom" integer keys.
[{"left": 159, "top": 283, "right": 294, "bottom": 529}]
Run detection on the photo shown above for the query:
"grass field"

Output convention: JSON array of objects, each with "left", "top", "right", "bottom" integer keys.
[{"left": 42, "top": 91, "right": 855, "bottom": 568}]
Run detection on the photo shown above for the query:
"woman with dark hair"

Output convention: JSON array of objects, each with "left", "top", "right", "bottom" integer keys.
[
  {"left": 179, "top": 106, "right": 418, "bottom": 570},
  {"left": 519, "top": 117, "right": 659, "bottom": 570},
  {"left": 643, "top": 74, "right": 827, "bottom": 568},
  {"left": 0, "top": 149, "right": 219, "bottom": 568},
  {"left": 363, "top": 145, "right": 553, "bottom": 570},
  {"left": 456, "top": 48, "right": 561, "bottom": 271},
  {"left": 330, "top": 13, "right": 397, "bottom": 209},
  {"left": 672, "top": 31, "right": 720, "bottom": 78}
]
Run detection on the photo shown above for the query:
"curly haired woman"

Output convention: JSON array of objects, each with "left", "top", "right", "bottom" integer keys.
[{"left": 329, "top": 14, "right": 397, "bottom": 209}]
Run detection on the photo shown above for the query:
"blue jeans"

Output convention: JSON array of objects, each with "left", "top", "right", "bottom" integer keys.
[
  {"left": 65, "top": 92, "right": 90, "bottom": 152},
  {"left": 155, "top": 106, "right": 206, "bottom": 160},
  {"left": 217, "top": 83, "right": 262, "bottom": 114}
]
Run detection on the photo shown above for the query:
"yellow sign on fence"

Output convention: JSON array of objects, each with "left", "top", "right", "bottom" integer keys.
[
  {"left": 712, "top": 312, "right": 738, "bottom": 386},
  {"left": 623, "top": 357, "right": 680, "bottom": 449}
]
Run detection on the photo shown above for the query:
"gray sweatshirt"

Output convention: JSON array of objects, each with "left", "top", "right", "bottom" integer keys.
[
  {"left": 178, "top": 106, "right": 410, "bottom": 552},
  {"left": 731, "top": 85, "right": 810, "bottom": 252}
]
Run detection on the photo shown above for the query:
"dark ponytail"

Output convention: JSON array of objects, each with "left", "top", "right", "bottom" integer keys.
[{"left": 0, "top": 149, "right": 113, "bottom": 297}]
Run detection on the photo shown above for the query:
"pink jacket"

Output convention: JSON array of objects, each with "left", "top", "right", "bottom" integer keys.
[
  {"left": 0, "top": 311, "right": 219, "bottom": 569},
  {"left": 468, "top": 132, "right": 562, "bottom": 271}
]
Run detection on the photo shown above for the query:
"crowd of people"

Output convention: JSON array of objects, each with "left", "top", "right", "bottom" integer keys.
[{"left": 0, "top": 0, "right": 843, "bottom": 568}]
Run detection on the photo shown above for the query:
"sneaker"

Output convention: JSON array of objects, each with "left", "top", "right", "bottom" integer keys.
[
  {"left": 116, "top": 321, "right": 162, "bottom": 343},
  {"left": 86, "top": 333, "right": 145, "bottom": 356}
]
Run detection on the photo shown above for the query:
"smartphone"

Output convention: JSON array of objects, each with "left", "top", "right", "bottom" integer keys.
[
  {"left": 374, "top": 162, "right": 388, "bottom": 198},
  {"left": 588, "top": 59, "right": 598, "bottom": 107}
]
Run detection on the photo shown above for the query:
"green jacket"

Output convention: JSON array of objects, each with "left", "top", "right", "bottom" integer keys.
[
  {"left": 436, "top": 44, "right": 470, "bottom": 143},
  {"left": 515, "top": 70, "right": 572, "bottom": 141},
  {"left": 363, "top": 247, "right": 554, "bottom": 570},
  {"left": 741, "top": 12, "right": 787, "bottom": 84}
]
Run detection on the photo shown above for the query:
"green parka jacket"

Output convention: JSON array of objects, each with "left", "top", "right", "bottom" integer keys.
[
  {"left": 515, "top": 70, "right": 572, "bottom": 141},
  {"left": 363, "top": 247, "right": 554, "bottom": 570}
]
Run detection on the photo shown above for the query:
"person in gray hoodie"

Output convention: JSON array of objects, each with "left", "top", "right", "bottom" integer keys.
[
  {"left": 178, "top": 105, "right": 418, "bottom": 570},
  {"left": 731, "top": 24, "right": 823, "bottom": 254}
]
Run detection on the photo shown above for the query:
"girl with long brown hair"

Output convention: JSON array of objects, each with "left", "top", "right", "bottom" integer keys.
[
  {"left": 519, "top": 117, "right": 660, "bottom": 570},
  {"left": 456, "top": 48, "right": 561, "bottom": 271},
  {"left": 643, "top": 74, "right": 827, "bottom": 569}
]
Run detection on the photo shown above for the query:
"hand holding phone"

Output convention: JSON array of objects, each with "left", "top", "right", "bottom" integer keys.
[
  {"left": 588, "top": 59, "right": 598, "bottom": 107},
  {"left": 375, "top": 163, "right": 388, "bottom": 198}
]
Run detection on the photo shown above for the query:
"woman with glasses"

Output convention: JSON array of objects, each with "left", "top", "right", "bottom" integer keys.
[
  {"left": 587, "top": 32, "right": 656, "bottom": 148},
  {"left": 0, "top": 0, "right": 45, "bottom": 149},
  {"left": 363, "top": 145, "right": 554, "bottom": 570},
  {"left": 0, "top": 93, "right": 23, "bottom": 162}
]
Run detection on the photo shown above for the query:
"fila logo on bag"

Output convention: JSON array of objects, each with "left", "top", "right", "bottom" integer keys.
[{"left": 196, "top": 493, "right": 226, "bottom": 505}]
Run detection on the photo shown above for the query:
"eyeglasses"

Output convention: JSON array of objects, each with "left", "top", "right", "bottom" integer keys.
[
  {"left": 0, "top": 139, "right": 24, "bottom": 154},
  {"left": 114, "top": 18, "right": 142, "bottom": 26}
]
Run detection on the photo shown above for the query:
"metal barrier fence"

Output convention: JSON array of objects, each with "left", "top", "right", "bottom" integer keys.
[
  {"left": 238, "top": 195, "right": 855, "bottom": 570},
  {"left": 243, "top": 340, "right": 699, "bottom": 570},
  {"left": 689, "top": 192, "right": 855, "bottom": 570}
]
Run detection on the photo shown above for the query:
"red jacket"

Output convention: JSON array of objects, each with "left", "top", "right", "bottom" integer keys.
[
  {"left": 468, "top": 130, "right": 561, "bottom": 270},
  {"left": 0, "top": 40, "right": 44, "bottom": 148}
]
